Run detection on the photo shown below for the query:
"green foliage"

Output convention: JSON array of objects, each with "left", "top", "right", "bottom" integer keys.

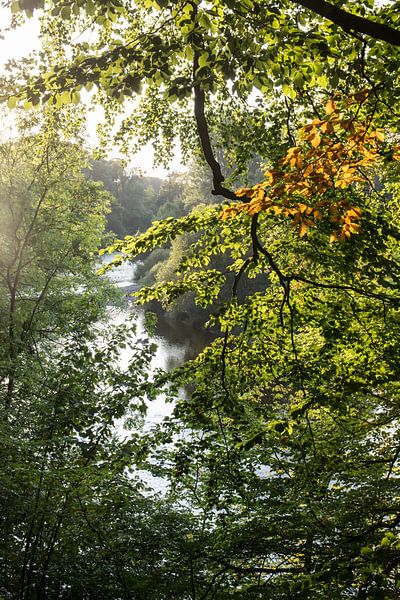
[
  {"left": 0, "top": 313, "right": 180, "bottom": 599},
  {"left": 86, "top": 159, "right": 165, "bottom": 236},
  {"left": 2, "top": 1, "right": 400, "bottom": 598},
  {"left": 0, "top": 110, "right": 116, "bottom": 401},
  {"left": 4, "top": 0, "right": 400, "bottom": 172},
  {"left": 110, "top": 147, "right": 400, "bottom": 597}
]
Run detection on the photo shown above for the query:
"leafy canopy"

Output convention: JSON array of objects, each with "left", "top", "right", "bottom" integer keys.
[{"left": 1, "top": 0, "right": 400, "bottom": 598}]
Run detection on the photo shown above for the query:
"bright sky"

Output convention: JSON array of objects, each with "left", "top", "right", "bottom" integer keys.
[{"left": 0, "top": 7, "right": 182, "bottom": 178}]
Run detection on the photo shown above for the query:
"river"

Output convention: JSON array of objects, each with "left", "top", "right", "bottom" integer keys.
[{"left": 102, "top": 256, "right": 211, "bottom": 489}]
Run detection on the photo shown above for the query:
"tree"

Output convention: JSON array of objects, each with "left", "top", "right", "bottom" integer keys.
[
  {"left": 127, "top": 134, "right": 400, "bottom": 595},
  {"left": 0, "top": 109, "right": 116, "bottom": 414},
  {"left": 2, "top": 1, "right": 400, "bottom": 597},
  {"left": 86, "top": 158, "right": 164, "bottom": 236},
  {"left": 4, "top": 0, "right": 400, "bottom": 174},
  {"left": 0, "top": 110, "right": 202, "bottom": 600}
]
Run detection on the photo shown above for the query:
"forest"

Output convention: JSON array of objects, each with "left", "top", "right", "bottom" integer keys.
[{"left": 0, "top": 0, "right": 400, "bottom": 598}]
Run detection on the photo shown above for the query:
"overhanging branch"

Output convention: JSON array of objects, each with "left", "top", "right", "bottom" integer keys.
[
  {"left": 193, "top": 55, "right": 237, "bottom": 201},
  {"left": 292, "top": 0, "right": 400, "bottom": 46}
]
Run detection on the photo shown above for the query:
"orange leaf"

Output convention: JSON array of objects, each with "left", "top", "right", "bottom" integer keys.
[
  {"left": 220, "top": 206, "right": 240, "bottom": 219},
  {"left": 236, "top": 187, "right": 253, "bottom": 198},
  {"left": 298, "top": 203, "right": 308, "bottom": 213},
  {"left": 325, "top": 98, "right": 336, "bottom": 115},
  {"left": 299, "top": 221, "right": 308, "bottom": 237},
  {"left": 311, "top": 132, "right": 321, "bottom": 148},
  {"left": 346, "top": 207, "right": 362, "bottom": 219},
  {"left": 304, "top": 164, "right": 313, "bottom": 177}
]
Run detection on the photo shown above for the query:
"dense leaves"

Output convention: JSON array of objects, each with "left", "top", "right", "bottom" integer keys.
[
  {"left": 1, "top": 0, "right": 400, "bottom": 598},
  {"left": 222, "top": 94, "right": 398, "bottom": 241}
]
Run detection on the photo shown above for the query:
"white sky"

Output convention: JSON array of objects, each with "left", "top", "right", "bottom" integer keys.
[{"left": 0, "top": 7, "right": 182, "bottom": 178}]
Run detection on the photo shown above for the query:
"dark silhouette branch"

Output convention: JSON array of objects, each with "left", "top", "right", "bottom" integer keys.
[
  {"left": 193, "top": 55, "right": 237, "bottom": 201},
  {"left": 250, "top": 218, "right": 398, "bottom": 307},
  {"left": 223, "top": 561, "right": 302, "bottom": 575},
  {"left": 220, "top": 255, "right": 253, "bottom": 396},
  {"left": 292, "top": 0, "right": 400, "bottom": 46}
]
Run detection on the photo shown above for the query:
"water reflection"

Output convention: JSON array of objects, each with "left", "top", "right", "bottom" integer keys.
[
  {"left": 149, "top": 309, "right": 213, "bottom": 368},
  {"left": 102, "top": 256, "right": 212, "bottom": 364},
  {"left": 101, "top": 256, "right": 212, "bottom": 425},
  {"left": 101, "top": 256, "right": 210, "bottom": 492}
]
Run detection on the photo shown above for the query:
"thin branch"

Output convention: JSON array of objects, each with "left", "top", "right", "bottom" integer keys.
[
  {"left": 291, "top": 273, "right": 398, "bottom": 306},
  {"left": 284, "top": 97, "right": 296, "bottom": 146},
  {"left": 220, "top": 255, "right": 254, "bottom": 399},
  {"left": 222, "top": 561, "right": 302, "bottom": 575},
  {"left": 199, "top": 567, "right": 228, "bottom": 600},
  {"left": 386, "top": 444, "right": 400, "bottom": 480}
]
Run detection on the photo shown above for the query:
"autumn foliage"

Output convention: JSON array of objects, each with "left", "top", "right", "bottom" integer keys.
[{"left": 221, "top": 93, "right": 398, "bottom": 241}]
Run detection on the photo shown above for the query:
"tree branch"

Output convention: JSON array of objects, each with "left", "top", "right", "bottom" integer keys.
[
  {"left": 222, "top": 561, "right": 302, "bottom": 575},
  {"left": 292, "top": 0, "right": 400, "bottom": 46},
  {"left": 193, "top": 55, "right": 237, "bottom": 201}
]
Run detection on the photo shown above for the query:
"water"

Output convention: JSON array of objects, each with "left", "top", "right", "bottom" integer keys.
[
  {"left": 103, "top": 256, "right": 209, "bottom": 365},
  {"left": 101, "top": 256, "right": 212, "bottom": 491},
  {"left": 102, "top": 258, "right": 182, "bottom": 421}
]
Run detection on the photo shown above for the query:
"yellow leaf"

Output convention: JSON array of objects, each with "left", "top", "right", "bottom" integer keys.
[
  {"left": 236, "top": 187, "right": 253, "bottom": 198},
  {"left": 348, "top": 222, "right": 361, "bottom": 233},
  {"left": 256, "top": 187, "right": 265, "bottom": 201},
  {"left": 7, "top": 96, "right": 17, "bottom": 109},
  {"left": 334, "top": 179, "right": 348, "bottom": 189},
  {"left": 320, "top": 121, "right": 333, "bottom": 134},
  {"left": 325, "top": 98, "right": 336, "bottom": 115},
  {"left": 299, "top": 221, "right": 308, "bottom": 237},
  {"left": 311, "top": 132, "right": 321, "bottom": 148}
]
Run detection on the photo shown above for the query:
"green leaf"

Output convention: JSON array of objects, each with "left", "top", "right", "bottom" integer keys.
[
  {"left": 86, "top": 0, "right": 96, "bottom": 15},
  {"left": 7, "top": 96, "right": 17, "bottom": 109},
  {"left": 185, "top": 46, "right": 194, "bottom": 61},
  {"left": 381, "top": 537, "right": 390, "bottom": 547},
  {"left": 11, "top": 0, "right": 20, "bottom": 14},
  {"left": 198, "top": 52, "right": 210, "bottom": 68},
  {"left": 199, "top": 13, "right": 211, "bottom": 30},
  {"left": 61, "top": 6, "right": 70, "bottom": 19},
  {"left": 71, "top": 91, "right": 81, "bottom": 104}
]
